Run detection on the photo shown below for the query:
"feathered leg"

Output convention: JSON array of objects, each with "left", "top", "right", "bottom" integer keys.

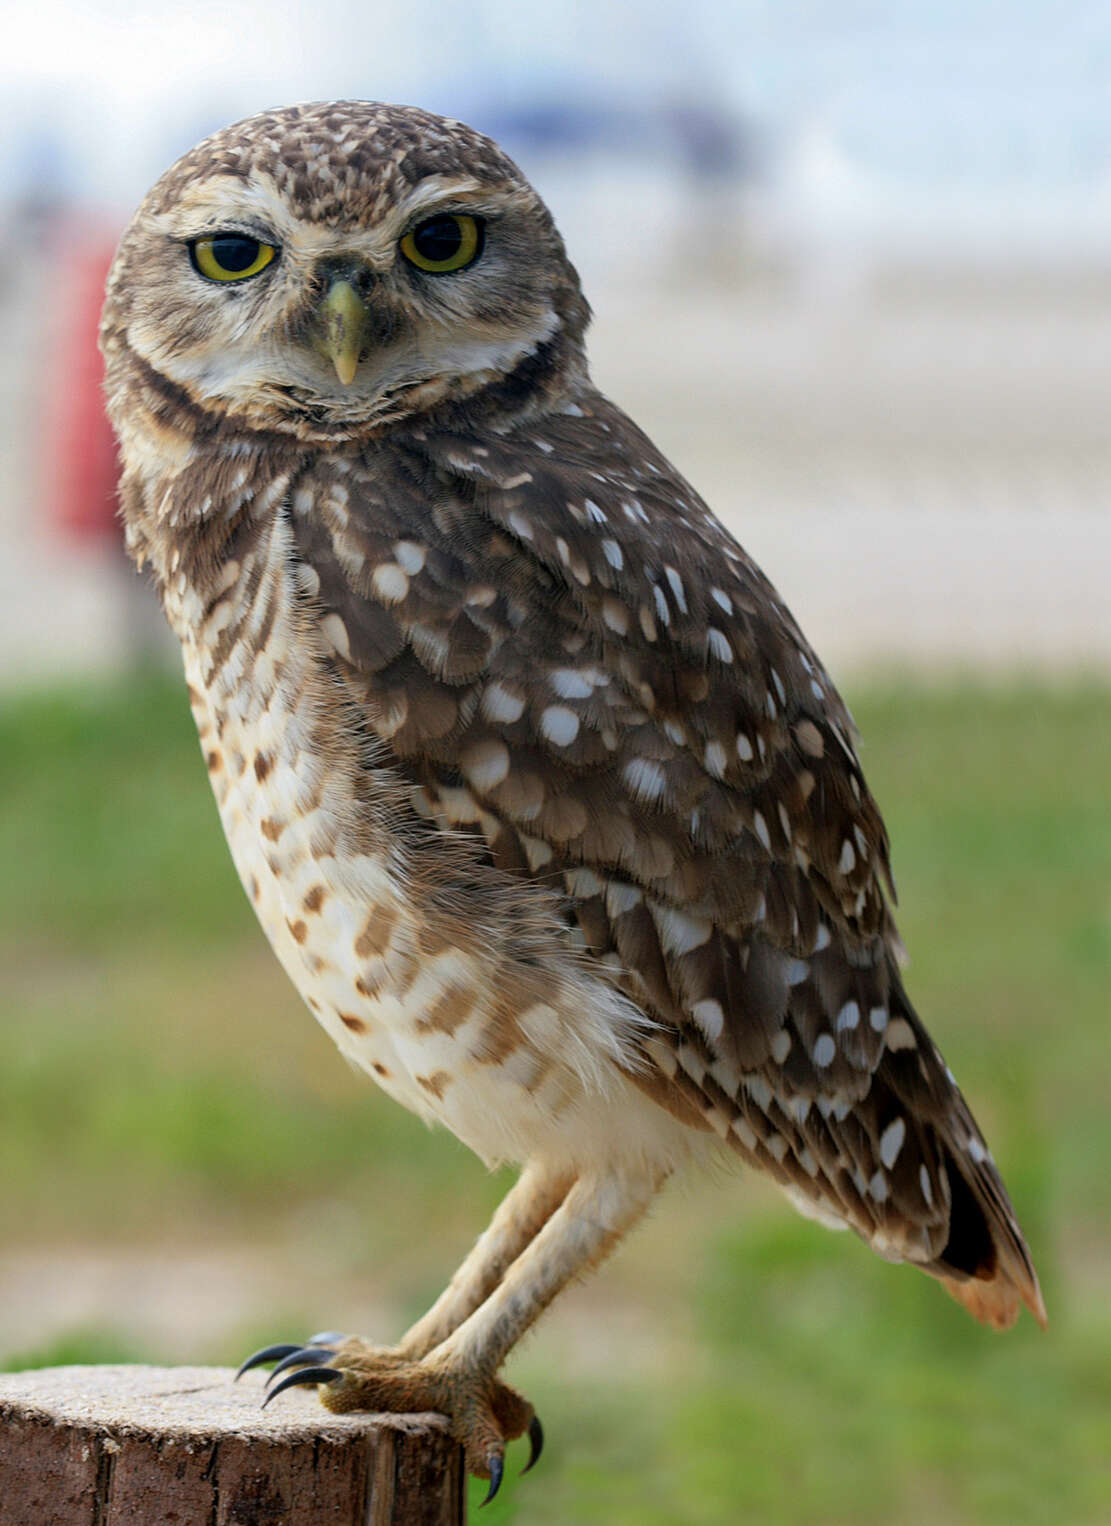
[
  {"left": 397, "top": 1159, "right": 575, "bottom": 1358},
  {"left": 307, "top": 1167, "right": 663, "bottom": 1486}
]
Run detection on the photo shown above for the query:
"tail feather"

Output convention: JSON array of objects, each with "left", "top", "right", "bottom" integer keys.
[{"left": 932, "top": 1143, "right": 1047, "bottom": 1331}]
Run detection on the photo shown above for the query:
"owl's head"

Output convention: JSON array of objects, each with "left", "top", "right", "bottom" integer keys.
[{"left": 101, "top": 102, "right": 590, "bottom": 441}]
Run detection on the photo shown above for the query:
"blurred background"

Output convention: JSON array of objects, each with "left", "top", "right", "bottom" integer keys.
[{"left": 1, "top": 2, "right": 1109, "bottom": 1521}]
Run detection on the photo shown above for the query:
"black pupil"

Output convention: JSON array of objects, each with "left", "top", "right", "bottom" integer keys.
[
  {"left": 211, "top": 235, "right": 260, "bottom": 272},
  {"left": 413, "top": 217, "right": 463, "bottom": 263}
]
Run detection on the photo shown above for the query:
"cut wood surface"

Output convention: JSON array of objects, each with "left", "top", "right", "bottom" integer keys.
[{"left": 0, "top": 1365, "right": 465, "bottom": 1525}]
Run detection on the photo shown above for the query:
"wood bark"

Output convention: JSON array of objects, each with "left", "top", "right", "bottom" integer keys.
[{"left": 0, "top": 1365, "right": 465, "bottom": 1525}]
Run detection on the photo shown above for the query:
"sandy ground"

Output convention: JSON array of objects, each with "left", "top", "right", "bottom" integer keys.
[{"left": 0, "top": 253, "right": 1108, "bottom": 686}]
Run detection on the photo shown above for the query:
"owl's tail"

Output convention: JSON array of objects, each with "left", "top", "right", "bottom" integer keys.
[{"left": 931, "top": 1140, "right": 1047, "bottom": 1331}]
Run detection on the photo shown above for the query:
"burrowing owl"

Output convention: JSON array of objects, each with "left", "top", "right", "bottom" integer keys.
[{"left": 100, "top": 101, "right": 1044, "bottom": 1497}]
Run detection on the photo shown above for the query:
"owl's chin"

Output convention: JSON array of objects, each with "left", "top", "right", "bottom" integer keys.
[{"left": 188, "top": 364, "right": 521, "bottom": 443}]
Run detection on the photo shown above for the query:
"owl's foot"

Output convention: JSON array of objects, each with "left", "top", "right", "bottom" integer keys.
[{"left": 237, "top": 1333, "right": 541, "bottom": 1502}]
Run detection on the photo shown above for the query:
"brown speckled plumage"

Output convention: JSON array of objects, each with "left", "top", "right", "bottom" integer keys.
[{"left": 101, "top": 100, "right": 1044, "bottom": 1486}]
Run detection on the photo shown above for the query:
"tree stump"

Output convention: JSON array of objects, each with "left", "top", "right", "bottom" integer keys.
[{"left": 0, "top": 1365, "right": 466, "bottom": 1525}]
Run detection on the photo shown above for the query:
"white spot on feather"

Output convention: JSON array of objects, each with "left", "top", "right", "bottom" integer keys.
[
  {"left": 692, "top": 999, "right": 725, "bottom": 1041},
  {"left": 566, "top": 868, "right": 605, "bottom": 898},
  {"left": 707, "top": 628, "right": 733, "bottom": 662},
  {"left": 704, "top": 741, "right": 728, "bottom": 778},
  {"left": 540, "top": 706, "right": 580, "bottom": 747},
  {"left": 602, "top": 597, "right": 629, "bottom": 634},
  {"left": 880, "top": 1117, "right": 906, "bottom": 1168},
  {"left": 795, "top": 720, "right": 824, "bottom": 758},
  {"left": 319, "top": 613, "right": 350, "bottom": 660},
  {"left": 371, "top": 563, "right": 409, "bottom": 604},
  {"left": 606, "top": 881, "right": 642, "bottom": 916},
  {"left": 482, "top": 683, "right": 526, "bottom": 723},
  {"left": 745, "top": 1075, "right": 772, "bottom": 1110},
  {"left": 868, "top": 1170, "right": 889, "bottom": 1203},
  {"left": 885, "top": 1018, "right": 917, "bottom": 1051},
  {"left": 392, "top": 541, "right": 426, "bottom": 574},
  {"left": 461, "top": 739, "right": 510, "bottom": 791},
  {"left": 656, "top": 907, "right": 713, "bottom": 956},
  {"left": 521, "top": 835, "right": 553, "bottom": 870},
  {"left": 813, "top": 1034, "right": 836, "bottom": 1067},
  {"left": 622, "top": 757, "right": 667, "bottom": 802},
  {"left": 550, "top": 669, "right": 595, "bottom": 699}
]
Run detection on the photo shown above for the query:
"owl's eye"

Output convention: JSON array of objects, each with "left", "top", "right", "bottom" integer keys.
[
  {"left": 190, "top": 235, "right": 277, "bottom": 283},
  {"left": 400, "top": 214, "right": 483, "bottom": 274}
]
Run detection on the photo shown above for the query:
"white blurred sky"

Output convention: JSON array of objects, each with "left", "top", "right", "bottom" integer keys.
[{"left": 2, "top": 0, "right": 1111, "bottom": 261}]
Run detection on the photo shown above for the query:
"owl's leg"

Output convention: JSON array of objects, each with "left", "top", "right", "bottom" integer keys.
[
  {"left": 396, "top": 1159, "right": 575, "bottom": 1358},
  {"left": 265, "top": 1167, "right": 662, "bottom": 1492},
  {"left": 237, "top": 1162, "right": 572, "bottom": 1378}
]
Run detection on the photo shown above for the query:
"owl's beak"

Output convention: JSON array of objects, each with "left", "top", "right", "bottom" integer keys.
[{"left": 319, "top": 279, "right": 369, "bottom": 386}]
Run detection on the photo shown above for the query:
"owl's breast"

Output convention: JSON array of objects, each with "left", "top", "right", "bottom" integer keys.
[{"left": 165, "top": 519, "right": 673, "bottom": 1172}]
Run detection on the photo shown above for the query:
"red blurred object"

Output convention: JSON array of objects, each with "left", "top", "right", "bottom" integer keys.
[{"left": 42, "top": 222, "right": 122, "bottom": 543}]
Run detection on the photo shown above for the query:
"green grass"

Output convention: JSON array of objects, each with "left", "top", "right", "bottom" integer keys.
[{"left": 1, "top": 673, "right": 1109, "bottom": 1524}]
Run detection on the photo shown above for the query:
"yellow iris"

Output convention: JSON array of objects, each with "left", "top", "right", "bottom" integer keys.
[
  {"left": 191, "top": 235, "right": 277, "bottom": 283},
  {"left": 400, "top": 214, "right": 482, "bottom": 273}
]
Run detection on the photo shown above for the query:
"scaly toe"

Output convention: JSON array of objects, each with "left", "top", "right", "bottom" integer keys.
[{"left": 307, "top": 1345, "right": 541, "bottom": 1485}]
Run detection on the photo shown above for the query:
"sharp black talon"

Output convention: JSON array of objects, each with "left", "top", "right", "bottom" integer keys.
[
  {"left": 522, "top": 1414, "right": 544, "bottom": 1474},
  {"left": 480, "top": 1452, "right": 504, "bottom": 1507},
  {"left": 235, "top": 1342, "right": 301, "bottom": 1380},
  {"left": 308, "top": 1330, "right": 347, "bottom": 1345},
  {"left": 260, "top": 1366, "right": 343, "bottom": 1407},
  {"left": 266, "top": 1346, "right": 337, "bottom": 1386}
]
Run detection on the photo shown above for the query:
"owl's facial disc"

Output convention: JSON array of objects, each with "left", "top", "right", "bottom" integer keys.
[
  {"left": 118, "top": 163, "right": 575, "bottom": 438},
  {"left": 102, "top": 103, "right": 593, "bottom": 443}
]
